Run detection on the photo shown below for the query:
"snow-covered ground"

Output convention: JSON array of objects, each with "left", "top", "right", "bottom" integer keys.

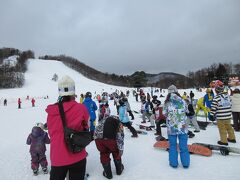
[{"left": 0, "top": 59, "right": 239, "bottom": 180}]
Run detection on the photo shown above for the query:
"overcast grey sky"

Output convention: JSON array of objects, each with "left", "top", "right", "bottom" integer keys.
[{"left": 0, "top": 0, "right": 240, "bottom": 75}]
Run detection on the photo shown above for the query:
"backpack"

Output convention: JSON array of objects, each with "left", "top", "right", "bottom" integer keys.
[{"left": 219, "top": 94, "right": 231, "bottom": 108}]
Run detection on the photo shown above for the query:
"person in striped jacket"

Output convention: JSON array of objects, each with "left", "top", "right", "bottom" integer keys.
[{"left": 209, "top": 80, "right": 236, "bottom": 146}]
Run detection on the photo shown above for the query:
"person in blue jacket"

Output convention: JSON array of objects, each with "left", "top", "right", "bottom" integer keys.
[
  {"left": 119, "top": 99, "right": 138, "bottom": 138},
  {"left": 83, "top": 92, "right": 98, "bottom": 140},
  {"left": 203, "top": 88, "right": 214, "bottom": 120}
]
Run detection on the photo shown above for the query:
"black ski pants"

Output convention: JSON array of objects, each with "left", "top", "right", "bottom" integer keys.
[{"left": 50, "top": 158, "right": 86, "bottom": 180}]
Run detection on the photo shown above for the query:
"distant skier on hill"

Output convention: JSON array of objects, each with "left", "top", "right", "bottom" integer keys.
[{"left": 18, "top": 98, "right": 22, "bottom": 109}]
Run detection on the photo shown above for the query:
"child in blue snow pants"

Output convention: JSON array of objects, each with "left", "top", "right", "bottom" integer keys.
[{"left": 168, "top": 134, "right": 190, "bottom": 168}]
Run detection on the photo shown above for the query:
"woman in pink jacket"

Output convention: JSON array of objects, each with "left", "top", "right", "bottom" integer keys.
[{"left": 46, "top": 75, "right": 90, "bottom": 180}]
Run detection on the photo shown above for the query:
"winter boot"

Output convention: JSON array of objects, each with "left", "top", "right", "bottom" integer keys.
[
  {"left": 102, "top": 163, "right": 113, "bottom": 179},
  {"left": 33, "top": 169, "right": 38, "bottom": 176},
  {"left": 42, "top": 167, "right": 48, "bottom": 174},
  {"left": 114, "top": 159, "right": 124, "bottom": 175},
  {"left": 188, "top": 130, "right": 195, "bottom": 138}
]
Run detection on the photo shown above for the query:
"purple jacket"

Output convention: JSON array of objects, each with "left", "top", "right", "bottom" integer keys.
[{"left": 26, "top": 126, "right": 50, "bottom": 153}]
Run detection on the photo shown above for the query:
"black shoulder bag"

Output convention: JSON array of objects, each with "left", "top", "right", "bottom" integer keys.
[{"left": 58, "top": 102, "right": 92, "bottom": 153}]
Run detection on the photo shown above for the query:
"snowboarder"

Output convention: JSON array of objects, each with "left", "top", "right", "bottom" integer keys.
[
  {"left": 153, "top": 100, "right": 166, "bottom": 140},
  {"left": 209, "top": 80, "right": 236, "bottom": 146},
  {"left": 140, "top": 99, "right": 151, "bottom": 123},
  {"left": 79, "top": 94, "right": 84, "bottom": 104},
  {"left": 26, "top": 125, "right": 50, "bottom": 175},
  {"left": 3, "top": 99, "right": 7, "bottom": 106},
  {"left": 230, "top": 88, "right": 240, "bottom": 131},
  {"left": 95, "top": 116, "right": 124, "bottom": 179},
  {"left": 98, "top": 101, "right": 111, "bottom": 121},
  {"left": 83, "top": 92, "right": 98, "bottom": 140},
  {"left": 163, "top": 85, "right": 190, "bottom": 168},
  {"left": 122, "top": 97, "right": 134, "bottom": 120},
  {"left": 185, "top": 99, "right": 200, "bottom": 133},
  {"left": 119, "top": 99, "right": 138, "bottom": 138},
  {"left": 18, "top": 98, "right": 22, "bottom": 109},
  {"left": 203, "top": 88, "right": 214, "bottom": 120}
]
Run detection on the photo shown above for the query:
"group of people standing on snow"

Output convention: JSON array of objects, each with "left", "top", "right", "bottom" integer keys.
[{"left": 25, "top": 75, "right": 239, "bottom": 180}]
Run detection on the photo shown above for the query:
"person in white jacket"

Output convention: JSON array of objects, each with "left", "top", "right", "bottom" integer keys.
[{"left": 231, "top": 88, "right": 240, "bottom": 131}]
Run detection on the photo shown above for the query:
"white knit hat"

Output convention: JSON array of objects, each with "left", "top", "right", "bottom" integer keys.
[
  {"left": 58, "top": 75, "right": 75, "bottom": 96},
  {"left": 168, "top": 85, "right": 178, "bottom": 93}
]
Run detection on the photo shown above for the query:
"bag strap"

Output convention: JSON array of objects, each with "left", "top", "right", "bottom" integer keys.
[{"left": 58, "top": 102, "right": 67, "bottom": 128}]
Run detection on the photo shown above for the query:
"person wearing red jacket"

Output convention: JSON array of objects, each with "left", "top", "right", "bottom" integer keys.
[
  {"left": 31, "top": 98, "right": 35, "bottom": 107},
  {"left": 18, "top": 98, "right": 22, "bottom": 109},
  {"left": 45, "top": 75, "right": 90, "bottom": 180},
  {"left": 153, "top": 100, "right": 166, "bottom": 141}
]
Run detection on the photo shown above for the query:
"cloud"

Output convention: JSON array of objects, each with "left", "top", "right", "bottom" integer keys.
[{"left": 0, "top": 0, "right": 240, "bottom": 75}]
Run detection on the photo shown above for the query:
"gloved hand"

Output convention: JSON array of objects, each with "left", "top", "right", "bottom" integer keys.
[
  {"left": 208, "top": 115, "right": 215, "bottom": 121},
  {"left": 93, "top": 120, "right": 97, "bottom": 126},
  {"left": 220, "top": 147, "right": 229, "bottom": 156}
]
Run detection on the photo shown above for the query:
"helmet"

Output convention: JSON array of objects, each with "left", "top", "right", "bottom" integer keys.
[
  {"left": 85, "top": 92, "right": 92, "bottom": 98},
  {"left": 214, "top": 80, "right": 224, "bottom": 93}
]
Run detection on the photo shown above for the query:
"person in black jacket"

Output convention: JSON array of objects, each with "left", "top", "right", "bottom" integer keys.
[{"left": 95, "top": 116, "right": 124, "bottom": 179}]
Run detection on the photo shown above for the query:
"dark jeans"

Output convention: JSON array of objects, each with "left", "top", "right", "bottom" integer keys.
[
  {"left": 128, "top": 110, "right": 134, "bottom": 120},
  {"left": 50, "top": 158, "right": 86, "bottom": 180},
  {"left": 156, "top": 119, "right": 166, "bottom": 134},
  {"left": 122, "top": 122, "right": 137, "bottom": 136},
  {"left": 232, "top": 112, "right": 240, "bottom": 131},
  {"left": 95, "top": 139, "right": 121, "bottom": 164}
]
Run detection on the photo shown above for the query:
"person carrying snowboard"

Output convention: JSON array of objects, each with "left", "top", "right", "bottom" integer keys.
[
  {"left": 210, "top": 80, "right": 236, "bottom": 146},
  {"left": 95, "top": 116, "right": 124, "bottom": 179},
  {"left": 26, "top": 124, "right": 50, "bottom": 175},
  {"left": 163, "top": 85, "right": 190, "bottom": 168}
]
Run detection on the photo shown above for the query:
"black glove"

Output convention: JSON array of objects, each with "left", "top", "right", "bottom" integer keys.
[
  {"left": 220, "top": 147, "right": 229, "bottom": 156},
  {"left": 208, "top": 115, "right": 215, "bottom": 122}
]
